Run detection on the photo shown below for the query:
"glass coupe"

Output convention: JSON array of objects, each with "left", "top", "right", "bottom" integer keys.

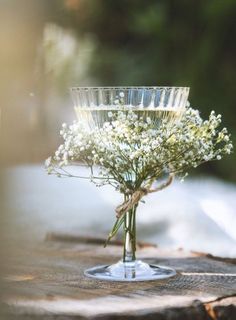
[{"left": 70, "top": 87, "right": 190, "bottom": 281}]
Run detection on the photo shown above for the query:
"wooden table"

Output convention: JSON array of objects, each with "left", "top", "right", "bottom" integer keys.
[
  {"left": 1, "top": 167, "right": 236, "bottom": 319},
  {"left": 1, "top": 233, "right": 236, "bottom": 319}
]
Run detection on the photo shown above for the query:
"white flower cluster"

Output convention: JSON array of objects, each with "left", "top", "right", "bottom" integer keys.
[{"left": 45, "top": 107, "right": 233, "bottom": 192}]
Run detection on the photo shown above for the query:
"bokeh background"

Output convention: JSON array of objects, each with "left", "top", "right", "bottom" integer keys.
[
  {"left": 0, "top": 0, "right": 235, "bottom": 179},
  {"left": 0, "top": 0, "right": 236, "bottom": 264}
]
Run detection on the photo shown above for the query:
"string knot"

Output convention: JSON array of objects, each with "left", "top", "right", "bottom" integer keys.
[{"left": 115, "top": 174, "right": 174, "bottom": 218}]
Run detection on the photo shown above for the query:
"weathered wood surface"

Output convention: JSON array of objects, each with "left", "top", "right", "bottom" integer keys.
[{"left": 1, "top": 234, "right": 236, "bottom": 320}]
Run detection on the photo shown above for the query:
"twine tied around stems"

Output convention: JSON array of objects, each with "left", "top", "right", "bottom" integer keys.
[{"left": 115, "top": 173, "right": 175, "bottom": 218}]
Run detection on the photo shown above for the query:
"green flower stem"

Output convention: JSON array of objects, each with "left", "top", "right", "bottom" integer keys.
[{"left": 122, "top": 199, "right": 138, "bottom": 263}]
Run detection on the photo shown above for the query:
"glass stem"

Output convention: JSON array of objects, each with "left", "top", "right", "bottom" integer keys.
[{"left": 123, "top": 203, "right": 137, "bottom": 263}]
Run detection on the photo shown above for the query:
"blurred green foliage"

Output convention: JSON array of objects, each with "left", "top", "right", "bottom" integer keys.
[
  {"left": 1, "top": 0, "right": 235, "bottom": 180},
  {"left": 49, "top": 0, "right": 236, "bottom": 180}
]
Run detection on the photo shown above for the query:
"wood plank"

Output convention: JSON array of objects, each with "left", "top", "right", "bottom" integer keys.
[{"left": 1, "top": 234, "right": 236, "bottom": 319}]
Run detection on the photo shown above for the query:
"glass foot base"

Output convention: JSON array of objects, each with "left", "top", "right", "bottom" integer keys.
[{"left": 84, "top": 260, "right": 176, "bottom": 282}]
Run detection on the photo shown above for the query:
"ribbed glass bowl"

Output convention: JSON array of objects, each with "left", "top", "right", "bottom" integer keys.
[
  {"left": 71, "top": 86, "right": 190, "bottom": 110},
  {"left": 71, "top": 87, "right": 190, "bottom": 130}
]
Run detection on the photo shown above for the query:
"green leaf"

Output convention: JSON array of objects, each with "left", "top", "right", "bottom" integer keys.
[{"left": 104, "top": 215, "right": 125, "bottom": 247}]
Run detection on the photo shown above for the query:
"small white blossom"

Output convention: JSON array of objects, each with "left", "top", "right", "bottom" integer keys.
[
  {"left": 46, "top": 107, "right": 233, "bottom": 193},
  {"left": 45, "top": 157, "right": 52, "bottom": 167}
]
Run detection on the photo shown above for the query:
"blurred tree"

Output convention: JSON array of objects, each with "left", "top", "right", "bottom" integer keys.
[
  {"left": 1, "top": 0, "right": 235, "bottom": 180},
  {"left": 50, "top": 0, "right": 236, "bottom": 180},
  {"left": 0, "top": 0, "right": 49, "bottom": 163}
]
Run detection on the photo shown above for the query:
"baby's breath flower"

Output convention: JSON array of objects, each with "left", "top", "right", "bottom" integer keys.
[
  {"left": 46, "top": 107, "right": 233, "bottom": 192},
  {"left": 45, "top": 157, "right": 52, "bottom": 168}
]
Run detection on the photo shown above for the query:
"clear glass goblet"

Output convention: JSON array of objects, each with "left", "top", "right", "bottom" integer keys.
[{"left": 70, "top": 86, "right": 189, "bottom": 281}]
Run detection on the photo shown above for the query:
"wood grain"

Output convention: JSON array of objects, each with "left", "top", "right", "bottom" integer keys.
[{"left": 1, "top": 234, "right": 236, "bottom": 319}]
